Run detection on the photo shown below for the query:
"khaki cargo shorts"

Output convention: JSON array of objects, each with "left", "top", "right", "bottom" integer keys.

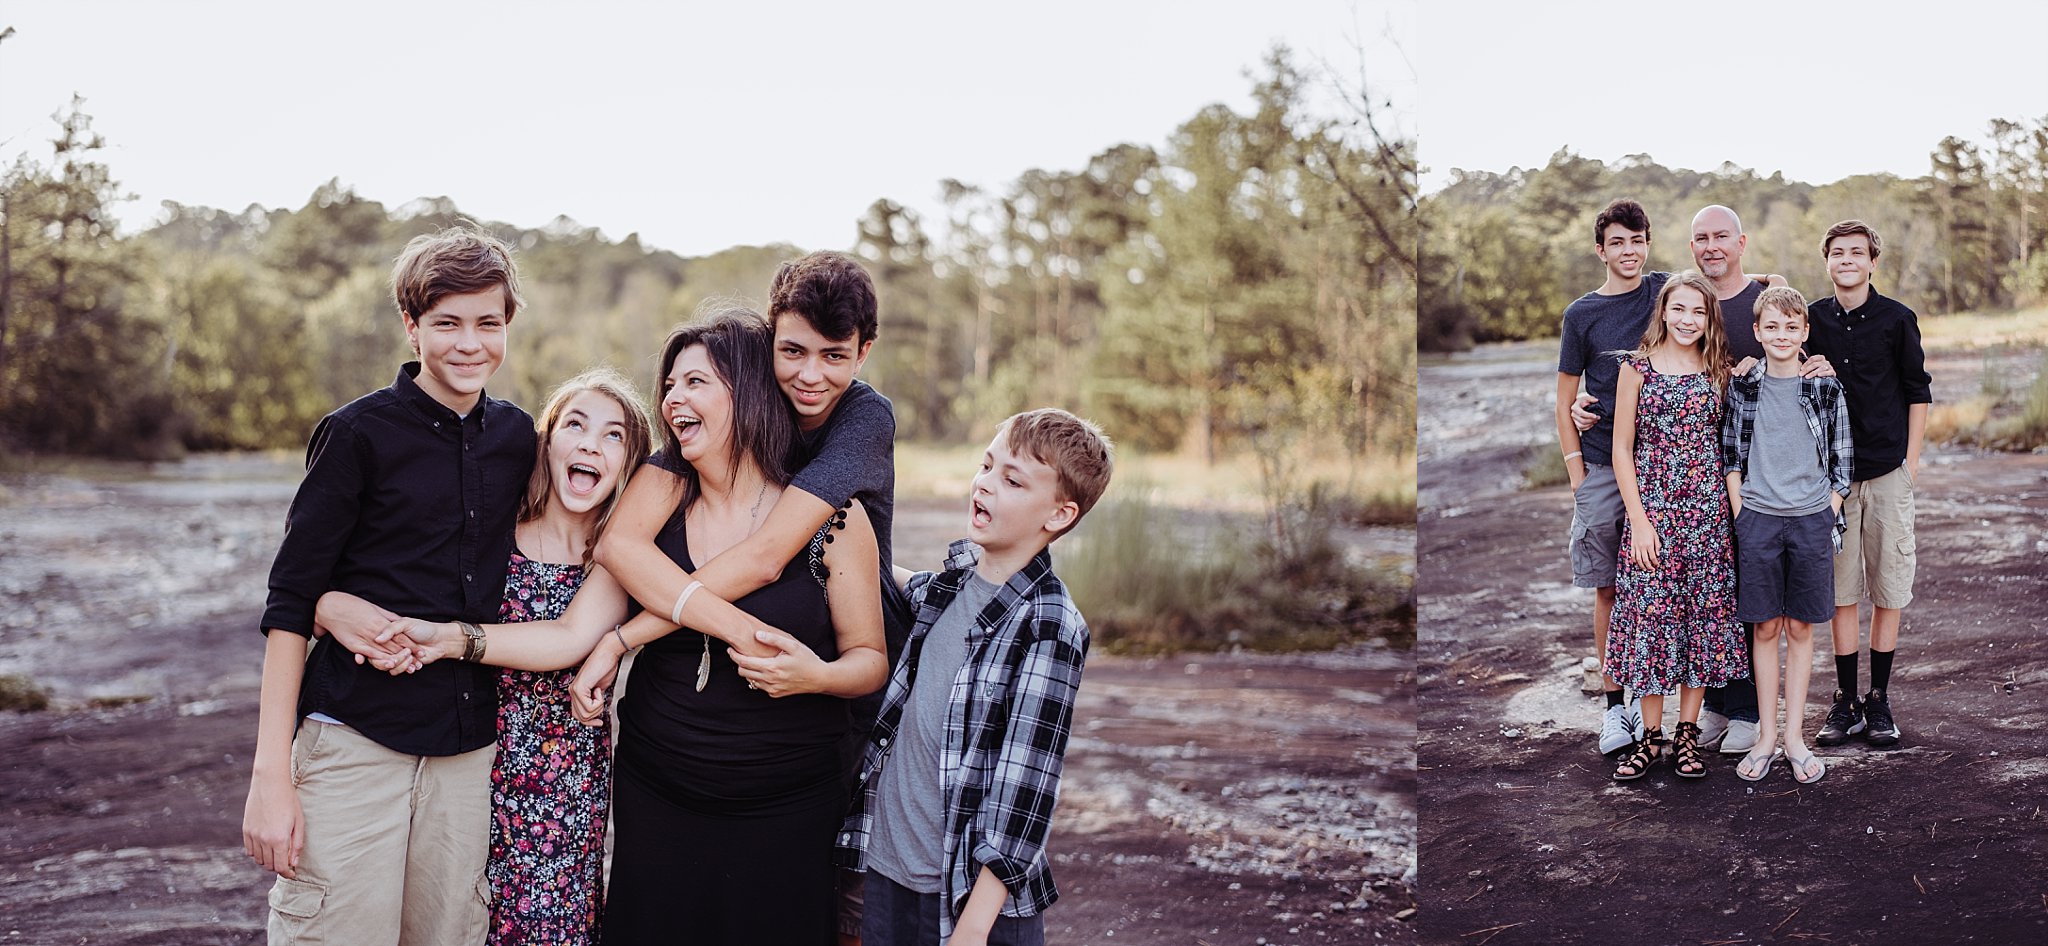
[{"left": 1834, "top": 465, "right": 1916, "bottom": 609}]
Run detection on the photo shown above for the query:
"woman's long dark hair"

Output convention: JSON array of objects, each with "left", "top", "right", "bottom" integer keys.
[{"left": 655, "top": 306, "right": 794, "bottom": 513}]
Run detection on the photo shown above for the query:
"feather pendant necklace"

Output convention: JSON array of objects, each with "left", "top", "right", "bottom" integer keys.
[{"left": 694, "top": 480, "right": 770, "bottom": 692}]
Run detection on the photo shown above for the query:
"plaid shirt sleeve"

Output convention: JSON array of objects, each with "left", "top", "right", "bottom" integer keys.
[
  {"left": 1720, "top": 380, "right": 1751, "bottom": 476},
  {"left": 966, "top": 595, "right": 1089, "bottom": 905},
  {"left": 1823, "top": 379, "right": 1854, "bottom": 497}
]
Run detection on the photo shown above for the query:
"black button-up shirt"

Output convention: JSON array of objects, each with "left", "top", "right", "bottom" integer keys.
[
  {"left": 1805, "top": 288, "right": 1932, "bottom": 482},
  {"left": 260, "top": 364, "right": 535, "bottom": 756}
]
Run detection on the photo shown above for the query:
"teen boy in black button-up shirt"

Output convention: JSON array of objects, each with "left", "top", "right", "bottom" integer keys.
[
  {"left": 242, "top": 229, "right": 534, "bottom": 946},
  {"left": 1802, "top": 219, "right": 1930, "bottom": 753}
]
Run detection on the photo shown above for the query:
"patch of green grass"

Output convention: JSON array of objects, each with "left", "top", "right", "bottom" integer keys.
[
  {"left": 1523, "top": 444, "right": 1569, "bottom": 490},
  {"left": 0, "top": 675, "right": 52, "bottom": 712},
  {"left": 1062, "top": 487, "right": 1411, "bottom": 654}
]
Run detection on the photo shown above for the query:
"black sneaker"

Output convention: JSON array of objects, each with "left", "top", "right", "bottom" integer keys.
[
  {"left": 1816, "top": 689, "right": 1865, "bottom": 746},
  {"left": 1863, "top": 688, "right": 1901, "bottom": 747}
]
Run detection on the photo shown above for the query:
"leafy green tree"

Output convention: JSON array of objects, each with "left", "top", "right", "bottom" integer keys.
[{"left": 0, "top": 97, "right": 167, "bottom": 456}]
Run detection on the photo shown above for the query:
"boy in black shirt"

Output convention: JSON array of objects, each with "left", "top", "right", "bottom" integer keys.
[
  {"left": 242, "top": 228, "right": 535, "bottom": 945},
  {"left": 1803, "top": 220, "right": 1930, "bottom": 749}
]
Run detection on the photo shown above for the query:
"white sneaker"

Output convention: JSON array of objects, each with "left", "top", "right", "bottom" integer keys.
[
  {"left": 1599, "top": 700, "right": 1643, "bottom": 755},
  {"left": 1695, "top": 708, "right": 1730, "bottom": 750},
  {"left": 1719, "top": 718, "right": 1760, "bottom": 755}
]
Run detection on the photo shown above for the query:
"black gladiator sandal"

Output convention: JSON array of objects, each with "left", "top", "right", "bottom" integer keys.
[
  {"left": 1612, "top": 727, "right": 1666, "bottom": 781},
  {"left": 1672, "top": 720, "right": 1709, "bottom": 779}
]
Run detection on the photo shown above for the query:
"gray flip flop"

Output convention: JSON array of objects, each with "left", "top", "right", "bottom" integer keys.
[
  {"left": 1736, "top": 746, "right": 1780, "bottom": 782},
  {"left": 1786, "top": 747, "right": 1825, "bottom": 784}
]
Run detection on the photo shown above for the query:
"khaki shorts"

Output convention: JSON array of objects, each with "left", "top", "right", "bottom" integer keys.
[
  {"left": 1834, "top": 465, "right": 1916, "bottom": 609},
  {"left": 267, "top": 722, "right": 495, "bottom": 946}
]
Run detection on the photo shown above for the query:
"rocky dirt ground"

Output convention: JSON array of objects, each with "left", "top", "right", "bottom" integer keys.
[
  {"left": 1417, "top": 343, "right": 2048, "bottom": 944},
  {"left": 0, "top": 458, "right": 1414, "bottom": 945}
]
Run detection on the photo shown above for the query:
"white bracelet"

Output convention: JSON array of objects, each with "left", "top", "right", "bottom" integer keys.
[
  {"left": 670, "top": 580, "right": 704, "bottom": 625},
  {"left": 1563, "top": 451, "right": 1583, "bottom": 463}
]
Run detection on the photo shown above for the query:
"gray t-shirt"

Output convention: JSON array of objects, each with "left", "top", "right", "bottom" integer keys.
[
  {"left": 1718, "top": 279, "right": 1766, "bottom": 364},
  {"left": 865, "top": 570, "right": 999, "bottom": 893},
  {"left": 1741, "top": 373, "right": 1831, "bottom": 516},
  {"left": 1559, "top": 271, "right": 1671, "bottom": 466}
]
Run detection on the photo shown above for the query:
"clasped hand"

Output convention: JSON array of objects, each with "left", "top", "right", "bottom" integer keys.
[{"left": 729, "top": 629, "right": 828, "bottom": 698}]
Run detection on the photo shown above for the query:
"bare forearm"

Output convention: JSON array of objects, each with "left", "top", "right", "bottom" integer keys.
[
  {"left": 1906, "top": 402, "right": 1928, "bottom": 469},
  {"left": 252, "top": 631, "right": 307, "bottom": 780},
  {"left": 1555, "top": 374, "right": 1586, "bottom": 486},
  {"left": 812, "top": 646, "right": 888, "bottom": 699},
  {"left": 954, "top": 865, "right": 1010, "bottom": 943}
]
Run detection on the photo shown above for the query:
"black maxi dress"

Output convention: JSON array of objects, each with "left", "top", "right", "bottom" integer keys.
[{"left": 603, "top": 482, "right": 848, "bottom": 945}]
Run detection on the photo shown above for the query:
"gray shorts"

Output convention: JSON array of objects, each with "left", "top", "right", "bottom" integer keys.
[
  {"left": 1734, "top": 506, "right": 1836, "bottom": 626},
  {"left": 1568, "top": 463, "right": 1626, "bottom": 588}
]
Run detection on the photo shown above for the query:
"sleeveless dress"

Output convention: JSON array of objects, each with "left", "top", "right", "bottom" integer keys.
[
  {"left": 1606, "top": 357, "right": 1746, "bottom": 695},
  {"left": 603, "top": 498, "right": 847, "bottom": 946},
  {"left": 487, "top": 551, "right": 610, "bottom": 946}
]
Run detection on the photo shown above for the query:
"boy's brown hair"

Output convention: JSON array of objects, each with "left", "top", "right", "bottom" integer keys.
[
  {"left": 1593, "top": 198, "right": 1652, "bottom": 245},
  {"left": 1000, "top": 408, "right": 1114, "bottom": 538},
  {"left": 1819, "top": 219, "right": 1883, "bottom": 260},
  {"left": 768, "top": 250, "right": 879, "bottom": 346},
  {"left": 392, "top": 226, "right": 525, "bottom": 324},
  {"left": 1754, "top": 286, "right": 1809, "bottom": 325}
]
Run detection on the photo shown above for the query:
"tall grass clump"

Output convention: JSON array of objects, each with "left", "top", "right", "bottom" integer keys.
[{"left": 2000, "top": 360, "right": 2048, "bottom": 449}]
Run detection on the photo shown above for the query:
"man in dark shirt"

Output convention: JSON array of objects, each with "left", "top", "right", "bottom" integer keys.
[
  {"left": 1802, "top": 220, "right": 1930, "bottom": 750},
  {"left": 242, "top": 228, "right": 534, "bottom": 946},
  {"left": 1686, "top": 205, "right": 1836, "bottom": 756}
]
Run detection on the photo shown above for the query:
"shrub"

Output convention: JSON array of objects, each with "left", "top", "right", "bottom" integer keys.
[{"left": 0, "top": 675, "right": 52, "bottom": 712}]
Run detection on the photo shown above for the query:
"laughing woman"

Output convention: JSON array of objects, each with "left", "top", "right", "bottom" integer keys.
[{"left": 570, "top": 309, "right": 888, "bottom": 945}]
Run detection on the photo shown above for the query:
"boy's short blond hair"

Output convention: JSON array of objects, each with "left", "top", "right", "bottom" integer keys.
[
  {"left": 392, "top": 226, "right": 524, "bottom": 323},
  {"left": 999, "top": 408, "right": 1114, "bottom": 537},
  {"left": 1754, "top": 286, "right": 1809, "bottom": 325}
]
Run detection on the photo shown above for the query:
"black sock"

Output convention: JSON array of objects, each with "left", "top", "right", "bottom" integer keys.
[
  {"left": 1870, "top": 649, "right": 1895, "bottom": 694},
  {"left": 1606, "top": 689, "right": 1625, "bottom": 709},
  {"left": 1835, "top": 653, "right": 1859, "bottom": 697}
]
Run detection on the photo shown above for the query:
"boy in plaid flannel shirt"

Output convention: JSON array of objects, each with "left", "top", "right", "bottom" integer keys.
[
  {"left": 838, "top": 408, "right": 1114, "bottom": 946},
  {"left": 1721, "top": 287, "right": 1852, "bottom": 784}
]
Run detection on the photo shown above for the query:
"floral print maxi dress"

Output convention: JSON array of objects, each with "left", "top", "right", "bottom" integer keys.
[
  {"left": 1606, "top": 357, "right": 1746, "bottom": 696},
  {"left": 487, "top": 552, "right": 608, "bottom": 946}
]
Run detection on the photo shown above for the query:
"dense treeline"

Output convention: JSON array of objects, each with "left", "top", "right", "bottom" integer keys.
[
  {"left": 1419, "top": 117, "right": 2048, "bottom": 351},
  {"left": 0, "top": 50, "right": 1415, "bottom": 467}
]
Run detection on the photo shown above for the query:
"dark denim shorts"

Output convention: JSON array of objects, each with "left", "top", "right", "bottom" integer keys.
[{"left": 1734, "top": 506, "right": 1836, "bottom": 626}]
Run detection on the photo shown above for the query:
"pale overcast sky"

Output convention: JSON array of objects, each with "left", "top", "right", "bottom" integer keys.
[
  {"left": 1419, "top": 0, "right": 2047, "bottom": 192},
  {"left": 0, "top": 1, "right": 1416, "bottom": 257}
]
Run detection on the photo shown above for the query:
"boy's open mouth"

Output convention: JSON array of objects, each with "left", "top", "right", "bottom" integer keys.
[{"left": 970, "top": 498, "right": 992, "bottom": 528}]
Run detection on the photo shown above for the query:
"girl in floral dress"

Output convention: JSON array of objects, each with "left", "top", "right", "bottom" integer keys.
[
  {"left": 1607, "top": 271, "right": 1748, "bottom": 781},
  {"left": 318, "top": 368, "right": 654, "bottom": 944}
]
